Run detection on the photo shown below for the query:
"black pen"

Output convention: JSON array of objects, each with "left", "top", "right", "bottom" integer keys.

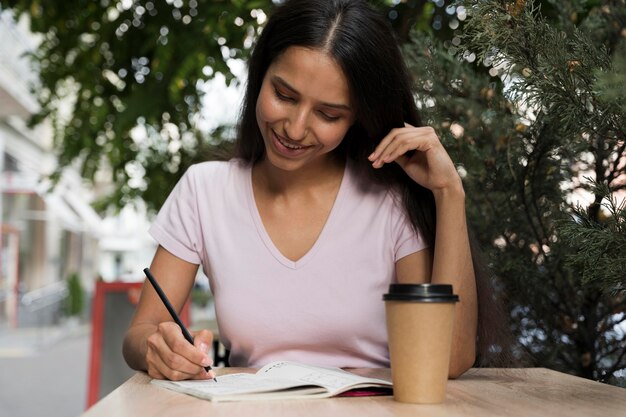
[{"left": 143, "top": 267, "right": 217, "bottom": 382}]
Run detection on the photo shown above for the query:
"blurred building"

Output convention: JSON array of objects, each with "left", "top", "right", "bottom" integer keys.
[
  {"left": 0, "top": 11, "right": 102, "bottom": 328},
  {"left": 98, "top": 203, "right": 156, "bottom": 283}
]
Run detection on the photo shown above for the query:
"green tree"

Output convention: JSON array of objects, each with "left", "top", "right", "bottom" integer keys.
[
  {"left": 0, "top": 0, "right": 458, "bottom": 212},
  {"left": 1, "top": 0, "right": 276, "bottom": 210},
  {"left": 404, "top": 0, "right": 625, "bottom": 384}
]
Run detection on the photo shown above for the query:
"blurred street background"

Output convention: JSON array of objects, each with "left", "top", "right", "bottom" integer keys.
[
  {"left": 0, "top": 5, "right": 222, "bottom": 416},
  {"left": 0, "top": 305, "right": 215, "bottom": 417},
  {"left": 0, "top": 322, "right": 90, "bottom": 417}
]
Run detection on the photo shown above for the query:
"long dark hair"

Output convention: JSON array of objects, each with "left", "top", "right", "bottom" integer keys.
[
  {"left": 237, "top": 0, "right": 435, "bottom": 238},
  {"left": 235, "top": 0, "right": 513, "bottom": 367}
]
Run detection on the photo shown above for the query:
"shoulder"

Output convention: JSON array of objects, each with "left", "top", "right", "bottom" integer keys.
[
  {"left": 181, "top": 159, "right": 250, "bottom": 188},
  {"left": 186, "top": 159, "right": 248, "bottom": 178}
]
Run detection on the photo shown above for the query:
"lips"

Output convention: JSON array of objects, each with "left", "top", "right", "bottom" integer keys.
[
  {"left": 275, "top": 133, "right": 305, "bottom": 149},
  {"left": 271, "top": 129, "right": 313, "bottom": 156}
]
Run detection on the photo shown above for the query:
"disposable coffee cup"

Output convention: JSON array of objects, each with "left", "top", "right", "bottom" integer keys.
[{"left": 383, "top": 283, "right": 459, "bottom": 404}]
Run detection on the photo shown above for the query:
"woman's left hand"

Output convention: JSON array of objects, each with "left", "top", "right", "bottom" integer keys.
[{"left": 368, "top": 123, "right": 462, "bottom": 193}]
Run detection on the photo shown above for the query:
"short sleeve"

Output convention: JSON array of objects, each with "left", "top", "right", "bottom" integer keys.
[
  {"left": 389, "top": 193, "right": 428, "bottom": 261},
  {"left": 149, "top": 165, "right": 203, "bottom": 264}
]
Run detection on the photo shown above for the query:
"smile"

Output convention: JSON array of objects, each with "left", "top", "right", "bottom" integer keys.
[
  {"left": 278, "top": 136, "right": 304, "bottom": 149},
  {"left": 272, "top": 130, "right": 312, "bottom": 152}
]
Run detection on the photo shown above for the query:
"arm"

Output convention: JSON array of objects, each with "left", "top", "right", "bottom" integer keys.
[
  {"left": 431, "top": 185, "right": 477, "bottom": 377},
  {"left": 371, "top": 124, "right": 478, "bottom": 378},
  {"left": 122, "top": 245, "right": 215, "bottom": 380},
  {"left": 395, "top": 189, "right": 477, "bottom": 378}
]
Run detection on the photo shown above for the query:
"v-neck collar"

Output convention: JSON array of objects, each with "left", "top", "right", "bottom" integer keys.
[{"left": 245, "top": 162, "right": 350, "bottom": 270}]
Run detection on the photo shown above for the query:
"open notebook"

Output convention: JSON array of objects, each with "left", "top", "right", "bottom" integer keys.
[{"left": 151, "top": 361, "right": 392, "bottom": 402}]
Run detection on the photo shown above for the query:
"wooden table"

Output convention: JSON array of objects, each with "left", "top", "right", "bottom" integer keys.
[{"left": 80, "top": 367, "right": 626, "bottom": 417}]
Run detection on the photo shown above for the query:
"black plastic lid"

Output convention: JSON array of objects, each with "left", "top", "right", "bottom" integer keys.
[{"left": 383, "top": 283, "right": 459, "bottom": 303}]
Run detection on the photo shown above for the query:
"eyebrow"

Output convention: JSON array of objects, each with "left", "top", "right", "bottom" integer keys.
[{"left": 271, "top": 76, "right": 352, "bottom": 111}]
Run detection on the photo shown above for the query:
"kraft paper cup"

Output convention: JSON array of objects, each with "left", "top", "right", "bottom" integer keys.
[{"left": 383, "top": 283, "right": 459, "bottom": 404}]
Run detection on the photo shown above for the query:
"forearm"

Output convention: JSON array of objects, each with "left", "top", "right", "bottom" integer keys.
[
  {"left": 122, "top": 247, "right": 201, "bottom": 374},
  {"left": 431, "top": 183, "right": 478, "bottom": 377}
]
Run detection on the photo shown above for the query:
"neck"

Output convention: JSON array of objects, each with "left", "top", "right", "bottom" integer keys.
[{"left": 253, "top": 154, "right": 345, "bottom": 195}]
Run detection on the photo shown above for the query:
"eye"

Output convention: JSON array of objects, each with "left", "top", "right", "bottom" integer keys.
[
  {"left": 319, "top": 112, "right": 340, "bottom": 122},
  {"left": 274, "top": 88, "right": 294, "bottom": 102}
]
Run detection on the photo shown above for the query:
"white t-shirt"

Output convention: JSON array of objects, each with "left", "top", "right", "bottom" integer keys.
[{"left": 149, "top": 159, "right": 427, "bottom": 368}]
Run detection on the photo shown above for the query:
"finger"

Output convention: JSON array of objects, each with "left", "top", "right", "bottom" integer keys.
[
  {"left": 373, "top": 130, "right": 431, "bottom": 168},
  {"left": 163, "top": 330, "right": 212, "bottom": 371},
  {"left": 368, "top": 127, "right": 407, "bottom": 161},
  {"left": 378, "top": 131, "right": 423, "bottom": 164},
  {"left": 192, "top": 329, "right": 214, "bottom": 350},
  {"left": 146, "top": 366, "right": 165, "bottom": 380},
  {"left": 159, "top": 330, "right": 214, "bottom": 381},
  {"left": 193, "top": 330, "right": 217, "bottom": 380},
  {"left": 146, "top": 339, "right": 197, "bottom": 381},
  {"left": 152, "top": 324, "right": 209, "bottom": 377},
  {"left": 192, "top": 329, "right": 214, "bottom": 368},
  {"left": 394, "top": 152, "right": 428, "bottom": 176},
  {"left": 370, "top": 127, "right": 438, "bottom": 165},
  {"left": 192, "top": 368, "right": 216, "bottom": 380}
]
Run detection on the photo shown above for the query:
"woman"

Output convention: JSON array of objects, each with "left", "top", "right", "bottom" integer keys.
[{"left": 123, "top": 0, "right": 478, "bottom": 381}]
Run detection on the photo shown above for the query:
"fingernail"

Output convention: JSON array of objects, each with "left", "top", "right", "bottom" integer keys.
[
  {"left": 199, "top": 342, "right": 210, "bottom": 355},
  {"left": 368, "top": 153, "right": 375, "bottom": 160},
  {"left": 202, "top": 357, "right": 212, "bottom": 367}
]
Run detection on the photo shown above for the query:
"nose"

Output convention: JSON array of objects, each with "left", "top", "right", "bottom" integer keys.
[{"left": 284, "top": 107, "right": 308, "bottom": 141}]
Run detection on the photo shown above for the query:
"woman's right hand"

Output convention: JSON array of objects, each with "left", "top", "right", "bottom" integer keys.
[
  {"left": 122, "top": 246, "right": 212, "bottom": 380},
  {"left": 145, "top": 324, "right": 215, "bottom": 381}
]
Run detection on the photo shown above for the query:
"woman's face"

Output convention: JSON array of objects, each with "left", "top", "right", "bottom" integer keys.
[{"left": 255, "top": 46, "right": 355, "bottom": 172}]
